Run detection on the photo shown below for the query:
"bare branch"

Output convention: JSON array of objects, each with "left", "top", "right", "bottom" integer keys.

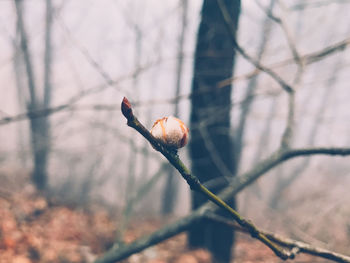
[
  {"left": 234, "top": 0, "right": 276, "bottom": 175},
  {"left": 205, "top": 213, "right": 350, "bottom": 263},
  {"left": 120, "top": 97, "right": 293, "bottom": 260},
  {"left": 0, "top": 58, "right": 157, "bottom": 126},
  {"left": 94, "top": 143, "right": 350, "bottom": 263},
  {"left": 2, "top": 31, "right": 349, "bottom": 126},
  {"left": 255, "top": 0, "right": 303, "bottom": 65},
  {"left": 290, "top": 0, "right": 350, "bottom": 10},
  {"left": 216, "top": 0, "right": 294, "bottom": 93},
  {"left": 218, "top": 36, "right": 350, "bottom": 89},
  {"left": 0, "top": 88, "right": 279, "bottom": 126},
  {"left": 94, "top": 209, "right": 202, "bottom": 263},
  {"left": 305, "top": 37, "right": 350, "bottom": 64},
  {"left": 54, "top": 12, "right": 115, "bottom": 89}
]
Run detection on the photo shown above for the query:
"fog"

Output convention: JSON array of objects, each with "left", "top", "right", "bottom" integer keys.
[{"left": 0, "top": 0, "right": 350, "bottom": 262}]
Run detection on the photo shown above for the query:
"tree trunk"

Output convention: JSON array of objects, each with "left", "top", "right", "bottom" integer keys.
[
  {"left": 30, "top": 117, "right": 50, "bottom": 190},
  {"left": 14, "top": 0, "right": 54, "bottom": 191},
  {"left": 188, "top": 1, "right": 240, "bottom": 262}
]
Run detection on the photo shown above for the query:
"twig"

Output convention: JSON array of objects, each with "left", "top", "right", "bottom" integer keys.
[
  {"left": 120, "top": 97, "right": 292, "bottom": 260},
  {"left": 14, "top": 0, "right": 38, "bottom": 109},
  {"left": 217, "top": 36, "right": 350, "bottom": 92},
  {"left": 94, "top": 143, "right": 350, "bottom": 263},
  {"left": 255, "top": 0, "right": 303, "bottom": 66},
  {"left": 2, "top": 32, "right": 349, "bottom": 126},
  {"left": 205, "top": 212, "right": 350, "bottom": 263},
  {"left": 216, "top": 0, "right": 294, "bottom": 94},
  {"left": 94, "top": 209, "right": 203, "bottom": 263},
  {"left": 291, "top": 0, "right": 350, "bottom": 10}
]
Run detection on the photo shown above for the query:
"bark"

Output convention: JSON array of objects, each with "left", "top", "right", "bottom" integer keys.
[{"left": 188, "top": 1, "right": 240, "bottom": 262}]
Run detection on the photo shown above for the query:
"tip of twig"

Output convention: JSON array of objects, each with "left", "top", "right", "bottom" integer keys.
[{"left": 121, "top": 97, "right": 133, "bottom": 120}]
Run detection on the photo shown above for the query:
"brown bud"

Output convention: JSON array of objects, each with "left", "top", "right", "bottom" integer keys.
[{"left": 121, "top": 97, "right": 133, "bottom": 120}]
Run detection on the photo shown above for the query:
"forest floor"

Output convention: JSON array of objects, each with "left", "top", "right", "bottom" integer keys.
[{"left": 0, "top": 186, "right": 334, "bottom": 263}]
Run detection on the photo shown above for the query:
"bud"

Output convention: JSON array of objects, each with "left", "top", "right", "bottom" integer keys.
[
  {"left": 150, "top": 116, "right": 189, "bottom": 149},
  {"left": 121, "top": 97, "right": 133, "bottom": 120}
]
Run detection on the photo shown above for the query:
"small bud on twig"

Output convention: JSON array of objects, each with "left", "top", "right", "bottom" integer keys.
[
  {"left": 121, "top": 97, "right": 133, "bottom": 120},
  {"left": 150, "top": 116, "right": 189, "bottom": 149}
]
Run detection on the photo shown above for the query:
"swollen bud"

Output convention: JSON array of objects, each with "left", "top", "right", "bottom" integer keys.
[
  {"left": 121, "top": 97, "right": 133, "bottom": 120},
  {"left": 150, "top": 116, "right": 189, "bottom": 149}
]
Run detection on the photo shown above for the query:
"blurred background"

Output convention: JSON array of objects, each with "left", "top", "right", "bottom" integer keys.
[{"left": 0, "top": 0, "right": 350, "bottom": 262}]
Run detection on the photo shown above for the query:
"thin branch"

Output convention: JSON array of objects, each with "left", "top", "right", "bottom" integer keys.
[
  {"left": 305, "top": 37, "right": 350, "bottom": 64},
  {"left": 0, "top": 103, "right": 70, "bottom": 125},
  {"left": 234, "top": 0, "right": 276, "bottom": 174},
  {"left": 280, "top": 80, "right": 297, "bottom": 150},
  {"left": 0, "top": 89, "right": 280, "bottom": 126},
  {"left": 120, "top": 97, "right": 292, "bottom": 260},
  {"left": 269, "top": 23, "right": 342, "bottom": 206},
  {"left": 216, "top": 0, "right": 294, "bottom": 93},
  {"left": 94, "top": 132, "right": 350, "bottom": 263},
  {"left": 54, "top": 11, "right": 116, "bottom": 89},
  {"left": 94, "top": 141, "right": 350, "bottom": 262},
  {"left": 2, "top": 32, "right": 349, "bottom": 125},
  {"left": 205, "top": 213, "right": 350, "bottom": 263},
  {"left": 0, "top": 58, "right": 158, "bottom": 126},
  {"left": 115, "top": 163, "right": 167, "bottom": 246},
  {"left": 217, "top": 36, "right": 350, "bottom": 89},
  {"left": 94, "top": 209, "right": 203, "bottom": 263},
  {"left": 255, "top": 0, "right": 302, "bottom": 65},
  {"left": 290, "top": 0, "right": 350, "bottom": 10}
]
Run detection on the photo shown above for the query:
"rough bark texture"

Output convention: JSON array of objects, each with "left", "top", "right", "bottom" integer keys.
[{"left": 188, "top": 0, "right": 240, "bottom": 262}]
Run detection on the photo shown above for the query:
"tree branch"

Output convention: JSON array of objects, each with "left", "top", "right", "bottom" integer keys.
[
  {"left": 205, "top": 212, "right": 350, "bottom": 263},
  {"left": 104, "top": 98, "right": 350, "bottom": 262},
  {"left": 216, "top": 0, "right": 294, "bottom": 94},
  {"left": 94, "top": 209, "right": 203, "bottom": 263},
  {"left": 2, "top": 32, "right": 349, "bottom": 126},
  {"left": 119, "top": 97, "right": 292, "bottom": 260},
  {"left": 217, "top": 36, "right": 350, "bottom": 90},
  {"left": 94, "top": 139, "right": 350, "bottom": 262}
]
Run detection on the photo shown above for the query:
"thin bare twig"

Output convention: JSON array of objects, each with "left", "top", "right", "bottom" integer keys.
[
  {"left": 217, "top": 36, "right": 350, "bottom": 90},
  {"left": 119, "top": 97, "right": 292, "bottom": 260},
  {"left": 2, "top": 32, "right": 348, "bottom": 126},
  {"left": 94, "top": 143, "right": 350, "bottom": 263},
  {"left": 255, "top": 0, "right": 303, "bottom": 65},
  {"left": 291, "top": 0, "right": 350, "bottom": 10},
  {"left": 216, "top": 0, "right": 294, "bottom": 93},
  {"left": 205, "top": 212, "right": 350, "bottom": 263}
]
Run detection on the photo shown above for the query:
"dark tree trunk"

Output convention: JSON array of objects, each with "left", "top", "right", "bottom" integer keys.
[
  {"left": 30, "top": 115, "right": 50, "bottom": 190},
  {"left": 188, "top": 1, "right": 240, "bottom": 262},
  {"left": 14, "top": 0, "right": 54, "bottom": 191}
]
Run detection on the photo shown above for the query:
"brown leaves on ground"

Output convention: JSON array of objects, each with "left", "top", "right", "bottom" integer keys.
[
  {"left": 0, "top": 184, "right": 334, "bottom": 263},
  {"left": 0, "top": 187, "right": 115, "bottom": 263}
]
